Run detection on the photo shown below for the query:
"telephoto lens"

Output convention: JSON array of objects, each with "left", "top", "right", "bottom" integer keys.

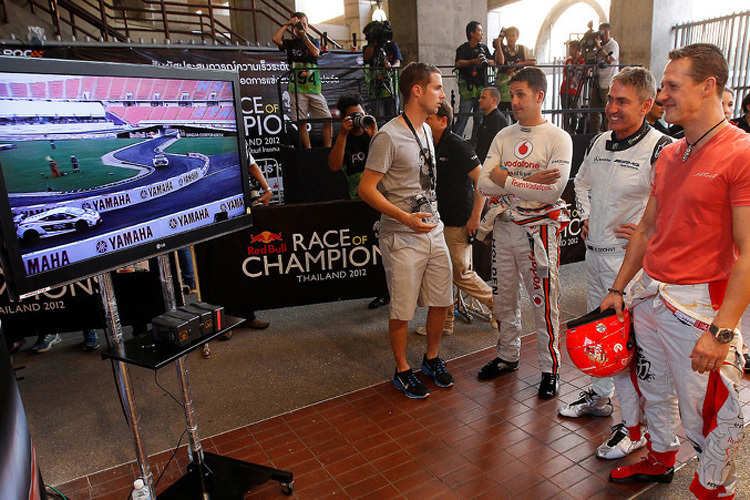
[{"left": 350, "top": 112, "right": 376, "bottom": 129}]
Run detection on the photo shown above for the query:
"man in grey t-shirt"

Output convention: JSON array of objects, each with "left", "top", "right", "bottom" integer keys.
[{"left": 359, "top": 62, "right": 454, "bottom": 399}]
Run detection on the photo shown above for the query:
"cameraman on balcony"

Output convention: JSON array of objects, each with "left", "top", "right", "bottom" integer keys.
[
  {"left": 363, "top": 20, "right": 402, "bottom": 119},
  {"left": 455, "top": 21, "right": 495, "bottom": 142},
  {"left": 587, "top": 22, "right": 619, "bottom": 132},
  {"left": 273, "top": 12, "right": 333, "bottom": 149}
]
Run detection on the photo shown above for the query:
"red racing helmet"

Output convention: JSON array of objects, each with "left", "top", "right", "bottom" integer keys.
[{"left": 565, "top": 307, "right": 634, "bottom": 378}]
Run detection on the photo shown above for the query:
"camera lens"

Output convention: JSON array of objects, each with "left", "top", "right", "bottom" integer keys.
[{"left": 351, "top": 113, "right": 376, "bottom": 129}]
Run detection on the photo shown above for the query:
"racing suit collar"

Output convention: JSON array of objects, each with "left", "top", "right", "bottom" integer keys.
[{"left": 605, "top": 119, "right": 650, "bottom": 152}]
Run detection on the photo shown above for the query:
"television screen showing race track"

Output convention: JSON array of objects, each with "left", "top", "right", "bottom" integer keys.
[{"left": 0, "top": 60, "right": 250, "bottom": 295}]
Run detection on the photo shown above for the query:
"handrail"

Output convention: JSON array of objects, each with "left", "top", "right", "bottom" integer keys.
[{"left": 12, "top": 0, "right": 341, "bottom": 48}]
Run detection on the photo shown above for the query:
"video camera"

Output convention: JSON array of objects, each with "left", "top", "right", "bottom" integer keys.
[
  {"left": 363, "top": 20, "right": 393, "bottom": 45},
  {"left": 580, "top": 21, "right": 604, "bottom": 63}
]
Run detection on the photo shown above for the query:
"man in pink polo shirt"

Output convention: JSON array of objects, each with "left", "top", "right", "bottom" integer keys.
[{"left": 601, "top": 43, "right": 750, "bottom": 499}]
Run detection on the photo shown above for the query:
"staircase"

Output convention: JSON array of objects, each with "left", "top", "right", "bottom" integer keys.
[{"left": 1, "top": 0, "right": 341, "bottom": 47}]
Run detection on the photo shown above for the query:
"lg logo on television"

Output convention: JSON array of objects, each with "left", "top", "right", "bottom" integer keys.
[{"left": 2, "top": 49, "right": 42, "bottom": 58}]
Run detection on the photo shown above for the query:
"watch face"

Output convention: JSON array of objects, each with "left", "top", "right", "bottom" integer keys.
[{"left": 716, "top": 328, "right": 735, "bottom": 344}]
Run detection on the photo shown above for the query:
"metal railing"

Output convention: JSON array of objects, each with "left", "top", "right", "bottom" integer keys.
[
  {"left": 672, "top": 10, "right": 750, "bottom": 116},
  {"left": 13, "top": 0, "right": 341, "bottom": 48}
]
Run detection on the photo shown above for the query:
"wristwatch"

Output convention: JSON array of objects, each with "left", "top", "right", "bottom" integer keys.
[{"left": 708, "top": 324, "right": 737, "bottom": 344}]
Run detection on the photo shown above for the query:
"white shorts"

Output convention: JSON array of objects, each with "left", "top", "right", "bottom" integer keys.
[
  {"left": 289, "top": 92, "right": 331, "bottom": 122},
  {"left": 379, "top": 226, "right": 453, "bottom": 321}
]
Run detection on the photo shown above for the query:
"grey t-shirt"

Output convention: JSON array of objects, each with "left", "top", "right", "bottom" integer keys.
[{"left": 365, "top": 117, "right": 439, "bottom": 234}]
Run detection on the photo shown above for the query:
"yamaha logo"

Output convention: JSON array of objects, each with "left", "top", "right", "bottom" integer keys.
[
  {"left": 514, "top": 140, "right": 533, "bottom": 159},
  {"left": 596, "top": 323, "right": 606, "bottom": 333},
  {"left": 220, "top": 203, "right": 228, "bottom": 212},
  {"left": 82, "top": 202, "right": 92, "bottom": 210},
  {"left": 96, "top": 241, "right": 108, "bottom": 254},
  {"left": 169, "top": 218, "right": 178, "bottom": 229},
  {"left": 140, "top": 189, "right": 148, "bottom": 199}
]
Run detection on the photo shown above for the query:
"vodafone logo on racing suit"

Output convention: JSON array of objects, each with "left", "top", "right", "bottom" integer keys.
[{"left": 514, "top": 140, "right": 533, "bottom": 159}]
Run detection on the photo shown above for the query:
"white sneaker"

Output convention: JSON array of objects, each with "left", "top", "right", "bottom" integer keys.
[
  {"left": 558, "top": 389, "right": 613, "bottom": 418},
  {"left": 415, "top": 326, "right": 427, "bottom": 336},
  {"left": 597, "top": 423, "right": 647, "bottom": 459}
]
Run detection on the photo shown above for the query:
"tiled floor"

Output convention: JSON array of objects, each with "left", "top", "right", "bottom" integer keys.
[{"left": 56, "top": 337, "right": 750, "bottom": 500}]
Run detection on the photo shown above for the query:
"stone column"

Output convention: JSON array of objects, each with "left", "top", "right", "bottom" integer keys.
[
  {"left": 610, "top": 0, "right": 695, "bottom": 80},
  {"left": 390, "top": 0, "right": 488, "bottom": 113}
]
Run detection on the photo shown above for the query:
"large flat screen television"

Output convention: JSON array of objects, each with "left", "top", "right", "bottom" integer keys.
[{"left": 0, "top": 56, "right": 252, "bottom": 299}]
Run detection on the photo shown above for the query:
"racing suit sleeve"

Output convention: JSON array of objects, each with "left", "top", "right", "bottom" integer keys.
[
  {"left": 574, "top": 154, "right": 591, "bottom": 221},
  {"left": 477, "top": 132, "right": 506, "bottom": 197},
  {"left": 495, "top": 133, "right": 573, "bottom": 204}
]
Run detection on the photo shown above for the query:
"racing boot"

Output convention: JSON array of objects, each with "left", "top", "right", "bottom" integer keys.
[{"left": 609, "top": 444, "right": 676, "bottom": 484}]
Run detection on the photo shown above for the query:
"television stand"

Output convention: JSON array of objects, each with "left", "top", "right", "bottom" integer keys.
[{"left": 99, "top": 255, "right": 293, "bottom": 499}]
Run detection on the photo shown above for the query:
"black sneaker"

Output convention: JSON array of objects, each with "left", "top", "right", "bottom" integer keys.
[
  {"left": 477, "top": 357, "right": 519, "bottom": 380},
  {"left": 744, "top": 353, "right": 750, "bottom": 374},
  {"left": 393, "top": 369, "right": 430, "bottom": 398},
  {"left": 538, "top": 372, "right": 559, "bottom": 399},
  {"left": 368, "top": 296, "right": 390, "bottom": 309},
  {"left": 421, "top": 354, "right": 454, "bottom": 388}
]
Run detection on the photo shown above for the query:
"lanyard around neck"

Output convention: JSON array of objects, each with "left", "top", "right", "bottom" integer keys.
[{"left": 401, "top": 112, "right": 435, "bottom": 191}]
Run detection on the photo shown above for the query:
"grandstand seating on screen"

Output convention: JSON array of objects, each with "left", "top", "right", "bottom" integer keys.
[
  {"left": 216, "top": 106, "right": 235, "bottom": 120},
  {"left": 136, "top": 79, "right": 155, "bottom": 100},
  {"left": 81, "top": 77, "right": 95, "bottom": 98},
  {"left": 123, "top": 78, "right": 139, "bottom": 99},
  {"left": 65, "top": 79, "right": 81, "bottom": 99},
  {"left": 110, "top": 78, "right": 126, "bottom": 99},
  {"left": 49, "top": 80, "right": 64, "bottom": 99},
  {"left": 10, "top": 82, "right": 28, "bottom": 98},
  {"left": 0, "top": 83, "right": 8, "bottom": 98},
  {"left": 194, "top": 81, "right": 210, "bottom": 99},
  {"left": 176, "top": 107, "right": 194, "bottom": 121},
  {"left": 30, "top": 82, "right": 45, "bottom": 98},
  {"left": 93, "top": 77, "right": 112, "bottom": 99},
  {"left": 150, "top": 80, "right": 167, "bottom": 100},
  {"left": 150, "top": 107, "right": 167, "bottom": 121},
  {"left": 164, "top": 80, "right": 182, "bottom": 100},
  {"left": 202, "top": 107, "right": 218, "bottom": 120},
  {"left": 163, "top": 107, "right": 179, "bottom": 121}
]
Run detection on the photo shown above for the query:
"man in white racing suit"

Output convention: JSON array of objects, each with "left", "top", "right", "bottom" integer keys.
[
  {"left": 601, "top": 44, "right": 750, "bottom": 498},
  {"left": 476, "top": 67, "right": 572, "bottom": 399},
  {"left": 563, "top": 67, "right": 673, "bottom": 460}
]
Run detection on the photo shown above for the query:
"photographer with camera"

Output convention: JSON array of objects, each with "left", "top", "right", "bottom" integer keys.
[
  {"left": 494, "top": 26, "right": 537, "bottom": 112},
  {"left": 272, "top": 12, "right": 333, "bottom": 149},
  {"left": 560, "top": 40, "right": 586, "bottom": 133},
  {"left": 455, "top": 21, "right": 495, "bottom": 142},
  {"left": 328, "top": 92, "right": 377, "bottom": 200},
  {"left": 363, "top": 20, "right": 402, "bottom": 119},
  {"left": 586, "top": 22, "right": 619, "bottom": 132}
]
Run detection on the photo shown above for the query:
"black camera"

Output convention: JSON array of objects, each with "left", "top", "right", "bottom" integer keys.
[
  {"left": 498, "top": 27, "right": 507, "bottom": 38},
  {"left": 294, "top": 21, "right": 304, "bottom": 31},
  {"left": 580, "top": 22, "right": 604, "bottom": 63},
  {"left": 350, "top": 112, "right": 376, "bottom": 129},
  {"left": 477, "top": 52, "right": 490, "bottom": 66},
  {"left": 363, "top": 20, "right": 393, "bottom": 44}
]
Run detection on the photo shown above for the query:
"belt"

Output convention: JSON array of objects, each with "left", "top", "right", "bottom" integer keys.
[
  {"left": 585, "top": 243, "right": 623, "bottom": 254},
  {"left": 659, "top": 295, "right": 711, "bottom": 332}
]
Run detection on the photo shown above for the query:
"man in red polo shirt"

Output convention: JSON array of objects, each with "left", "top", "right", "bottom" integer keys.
[{"left": 601, "top": 43, "right": 750, "bottom": 499}]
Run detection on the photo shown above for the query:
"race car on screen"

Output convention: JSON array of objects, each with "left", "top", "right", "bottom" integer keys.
[
  {"left": 152, "top": 153, "right": 169, "bottom": 167},
  {"left": 15, "top": 206, "right": 102, "bottom": 242}
]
